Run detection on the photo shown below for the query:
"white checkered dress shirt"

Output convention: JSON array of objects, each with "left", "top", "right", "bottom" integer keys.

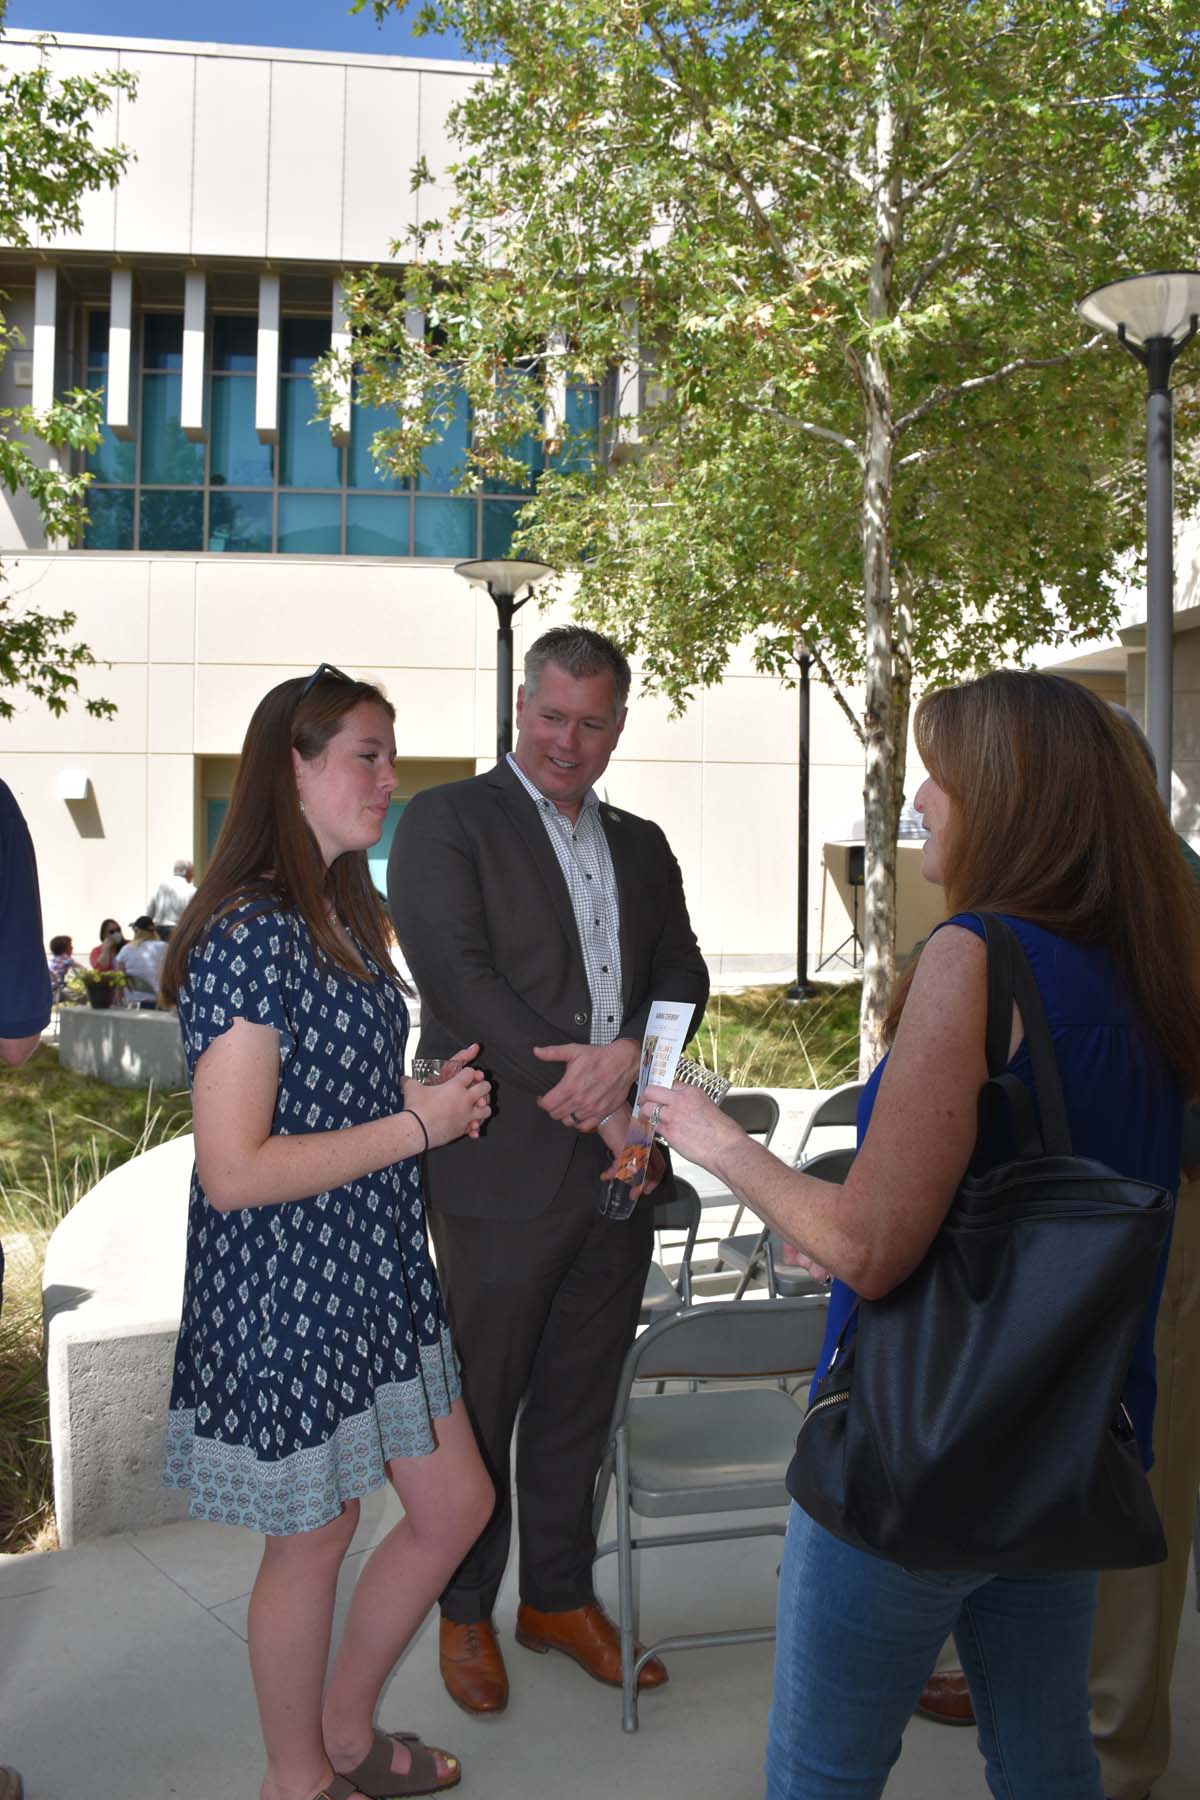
[{"left": 506, "top": 753, "right": 624, "bottom": 1046}]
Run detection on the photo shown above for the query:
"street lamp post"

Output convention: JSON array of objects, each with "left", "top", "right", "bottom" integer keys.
[
  {"left": 787, "top": 645, "right": 815, "bottom": 1002},
  {"left": 1078, "top": 271, "right": 1200, "bottom": 807},
  {"left": 454, "top": 557, "right": 555, "bottom": 760}
]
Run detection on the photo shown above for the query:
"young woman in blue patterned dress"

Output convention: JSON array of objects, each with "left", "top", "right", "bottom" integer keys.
[{"left": 161, "top": 670, "right": 493, "bottom": 1800}]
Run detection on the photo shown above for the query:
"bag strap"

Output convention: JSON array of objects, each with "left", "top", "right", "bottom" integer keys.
[{"left": 977, "top": 913, "right": 1073, "bottom": 1157}]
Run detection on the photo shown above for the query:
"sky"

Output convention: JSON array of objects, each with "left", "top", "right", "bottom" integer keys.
[{"left": 2, "top": 1, "right": 470, "bottom": 59}]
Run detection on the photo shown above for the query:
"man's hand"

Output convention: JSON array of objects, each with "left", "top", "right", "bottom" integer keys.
[{"left": 533, "top": 1037, "right": 640, "bottom": 1129}]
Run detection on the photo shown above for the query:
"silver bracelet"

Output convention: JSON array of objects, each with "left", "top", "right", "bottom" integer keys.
[{"left": 598, "top": 1110, "right": 619, "bottom": 1128}]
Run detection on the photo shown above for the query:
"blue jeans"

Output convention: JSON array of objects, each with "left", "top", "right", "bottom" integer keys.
[{"left": 765, "top": 1504, "right": 1103, "bottom": 1799}]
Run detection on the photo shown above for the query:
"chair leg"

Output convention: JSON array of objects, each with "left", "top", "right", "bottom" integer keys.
[
  {"left": 615, "top": 1425, "right": 638, "bottom": 1733},
  {"left": 592, "top": 1446, "right": 614, "bottom": 1542}
]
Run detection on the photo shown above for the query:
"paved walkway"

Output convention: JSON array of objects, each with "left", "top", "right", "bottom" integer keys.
[{"left": 2, "top": 1489, "right": 1198, "bottom": 1800}]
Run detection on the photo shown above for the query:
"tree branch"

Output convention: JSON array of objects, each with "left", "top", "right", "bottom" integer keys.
[
  {"left": 648, "top": 19, "right": 799, "bottom": 281},
  {"left": 740, "top": 401, "right": 864, "bottom": 463},
  {"left": 807, "top": 643, "right": 867, "bottom": 745},
  {"left": 899, "top": 125, "right": 987, "bottom": 209},
  {"left": 898, "top": 169, "right": 984, "bottom": 312},
  {"left": 894, "top": 337, "right": 1105, "bottom": 435}
]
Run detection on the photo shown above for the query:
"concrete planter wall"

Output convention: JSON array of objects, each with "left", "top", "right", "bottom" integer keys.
[{"left": 58, "top": 1006, "right": 187, "bottom": 1092}]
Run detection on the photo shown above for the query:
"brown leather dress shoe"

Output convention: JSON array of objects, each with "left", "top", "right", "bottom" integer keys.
[
  {"left": 515, "top": 1600, "right": 668, "bottom": 1690},
  {"left": 439, "top": 1615, "right": 509, "bottom": 1716},
  {"left": 915, "top": 1667, "right": 975, "bottom": 1726}
]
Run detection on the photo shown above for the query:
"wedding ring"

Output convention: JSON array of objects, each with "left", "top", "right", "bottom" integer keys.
[
  {"left": 570, "top": 1110, "right": 581, "bottom": 1124},
  {"left": 648, "top": 1103, "right": 663, "bottom": 1130}
]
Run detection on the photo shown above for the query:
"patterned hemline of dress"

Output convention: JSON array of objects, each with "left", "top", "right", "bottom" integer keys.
[{"left": 163, "top": 898, "right": 460, "bottom": 1536}]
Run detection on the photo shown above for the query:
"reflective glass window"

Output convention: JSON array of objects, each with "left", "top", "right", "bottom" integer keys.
[
  {"left": 278, "top": 492, "right": 341, "bottom": 554},
  {"left": 209, "top": 491, "right": 273, "bottom": 553},
  {"left": 140, "top": 489, "right": 203, "bottom": 551},
  {"left": 212, "top": 315, "right": 257, "bottom": 373},
  {"left": 211, "top": 377, "right": 273, "bottom": 487},
  {"left": 280, "top": 377, "right": 340, "bottom": 489},
  {"left": 84, "top": 374, "right": 136, "bottom": 484},
  {"left": 553, "top": 382, "right": 600, "bottom": 474},
  {"left": 484, "top": 370, "right": 543, "bottom": 494},
  {"left": 413, "top": 496, "right": 474, "bottom": 558},
  {"left": 482, "top": 500, "right": 524, "bottom": 560},
  {"left": 417, "top": 387, "right": 469, "bottom": 492},
  {"left": 349, "top": 393, "right": 406, "bottom": 491},
  {"left": 143, "top": 313, "right": 184, "bottom": 370},
  {"left": 281, "top": 318, "right": 331, "bottom": 374},
  {"left": 346, "top": 494, "right": 410, "bottom": 556},
  {"left": 87, "top": 309, "right": 110, "bottom": 369},
  {"left": 141, "top": 374, "right": 205, "bottom": 484},
  {"left": 83, "top": 487, "right": 134, "bottom": 549}
]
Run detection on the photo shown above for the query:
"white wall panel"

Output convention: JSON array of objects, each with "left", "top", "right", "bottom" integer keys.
[
  {"left": 35, "top": 45, "right": 123, "bottom": 251},
  {"left": 148, "top": 560, "right": 197, "bottom": 664},
  {"left": 342, "top": 64, "right": 420, "bottom": 262},
  {"left": 194, "top": 560, "right": 476, "bottom": 669},
  {"left": 266, "top": 60, "right": 347, "bottom": 261},
  {"left": 112, "top": 52, "right": 196, "bottom": 255},
  {"left": 148, "top": 664, "right": 196, "bottom": 754},
  {"left": 147, "top": 754, "right": 196, "bottom": 902},
  {"left": 191, "top": 53, "right": 270, "bottom": 257}
]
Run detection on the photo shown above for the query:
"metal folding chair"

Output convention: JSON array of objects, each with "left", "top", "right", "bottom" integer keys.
[
  {"left": 701, "top": 1090, "right": 780, "bottom": 1262},
  {"left": 639, "top": 1179, "right": 702, "bottom": 1323},
  {"left": 717, "top": 1145, "right": 857, "bottom": 1300},
  {"left": 592, "top": 1294, "right": 830, "bottom": 1731}
]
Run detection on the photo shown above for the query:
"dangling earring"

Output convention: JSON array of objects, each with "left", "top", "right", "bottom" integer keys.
[{"left": 298, "top": 798, "right": 306, "bottom": 816}]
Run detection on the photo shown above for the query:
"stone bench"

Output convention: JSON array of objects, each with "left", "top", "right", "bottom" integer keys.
[
  {"left": 43, "top": 1135, "right": 193, "bottom": 1547},
  {"left": 58, "top": 1005, "right": 188, "bottom": 1091}
]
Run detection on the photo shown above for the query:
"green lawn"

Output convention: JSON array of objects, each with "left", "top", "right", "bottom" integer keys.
[{"left": 698, "top": 982, "right": 862, "bottom": 1091}]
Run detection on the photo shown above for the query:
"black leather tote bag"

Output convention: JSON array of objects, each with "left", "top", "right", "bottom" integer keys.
[{"left": 787, "top": 914, "right": 1171, "bottom": 1572}]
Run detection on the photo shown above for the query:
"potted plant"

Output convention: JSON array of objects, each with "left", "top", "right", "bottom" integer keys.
[{"left": 65, "top": 967, "right": 127, "bottom": 1011}]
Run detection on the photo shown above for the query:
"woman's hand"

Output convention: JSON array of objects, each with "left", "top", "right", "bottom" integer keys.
[
  {"left": 640, "top": 1081, "right": 744, "bottom": 1176},
  {"left": 598, "top": 1105, "right": 666, "bottom": 1200},
  {"left": 779, "top": 1241, "right": 833, "bottom": 1280},
  {"left": 410, "top": 1059, "right": 491, "bottom": 1149}
]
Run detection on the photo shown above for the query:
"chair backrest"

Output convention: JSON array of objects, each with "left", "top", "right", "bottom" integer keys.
[
  {"left": 791, "top": 1080, "right": 864, "bottom": 1165},
  {"left": 623, "top": 1295, "right": 829, "bottom": 1387},
  {"left": 719, "top": 1090, "right": 780, "bottom": 1143},
  {"left": 795, "top": 1145, "right": 856, "bottom": 1184},
  {"left": 650, "top": 1176, "right": 702, "bottom": 1235}
]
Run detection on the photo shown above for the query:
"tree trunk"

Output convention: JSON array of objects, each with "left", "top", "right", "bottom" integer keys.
[
  {"left": 891, "top": 591, "right": 913, "bottom": 834},
  {"left": 858, "top": 25, "right": 902, "bottom": 1079}
]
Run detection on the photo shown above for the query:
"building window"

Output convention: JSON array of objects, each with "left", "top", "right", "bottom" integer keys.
[{"left": 80, "top": 306, "right": 598, "bottom": 558}]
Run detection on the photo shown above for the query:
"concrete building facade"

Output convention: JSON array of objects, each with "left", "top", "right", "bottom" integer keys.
[{"left": 1, "top": 27, "right": 1193, "bottom": 977}]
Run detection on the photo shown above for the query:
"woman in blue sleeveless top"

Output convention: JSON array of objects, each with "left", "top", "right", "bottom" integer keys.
[{"left": 645, "top": 672, "right": 1200, "bottom": 1799}]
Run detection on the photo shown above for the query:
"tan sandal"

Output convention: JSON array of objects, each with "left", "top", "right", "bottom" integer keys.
[{"left": 341, "top": 1729, "right": 461, "bottom": 1798}]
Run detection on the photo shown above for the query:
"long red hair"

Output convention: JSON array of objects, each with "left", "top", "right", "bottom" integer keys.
[
  {"left": 886, "top": 670, "right": 1200, "bottom": 1094},
  {"left": 162, "top": 673, "right": 403, "bottom": 1004}
]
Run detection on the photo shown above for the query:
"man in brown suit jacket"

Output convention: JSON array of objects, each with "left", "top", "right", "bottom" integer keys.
[{"left": 389, "top": 626, "right": 708, "bottom": 1716}]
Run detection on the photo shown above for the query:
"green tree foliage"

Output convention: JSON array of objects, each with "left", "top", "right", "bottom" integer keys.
[
  {"left": 0, "top": 11, "right": 135, "bottom": 720},
  {"left": 342, "top": 0, "right": 1200, "bottom": 1061}
]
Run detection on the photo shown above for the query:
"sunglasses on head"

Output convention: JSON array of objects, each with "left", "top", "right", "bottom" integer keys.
[{"left": 298, "top": 662, "right": 354, "bottom": 702}]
